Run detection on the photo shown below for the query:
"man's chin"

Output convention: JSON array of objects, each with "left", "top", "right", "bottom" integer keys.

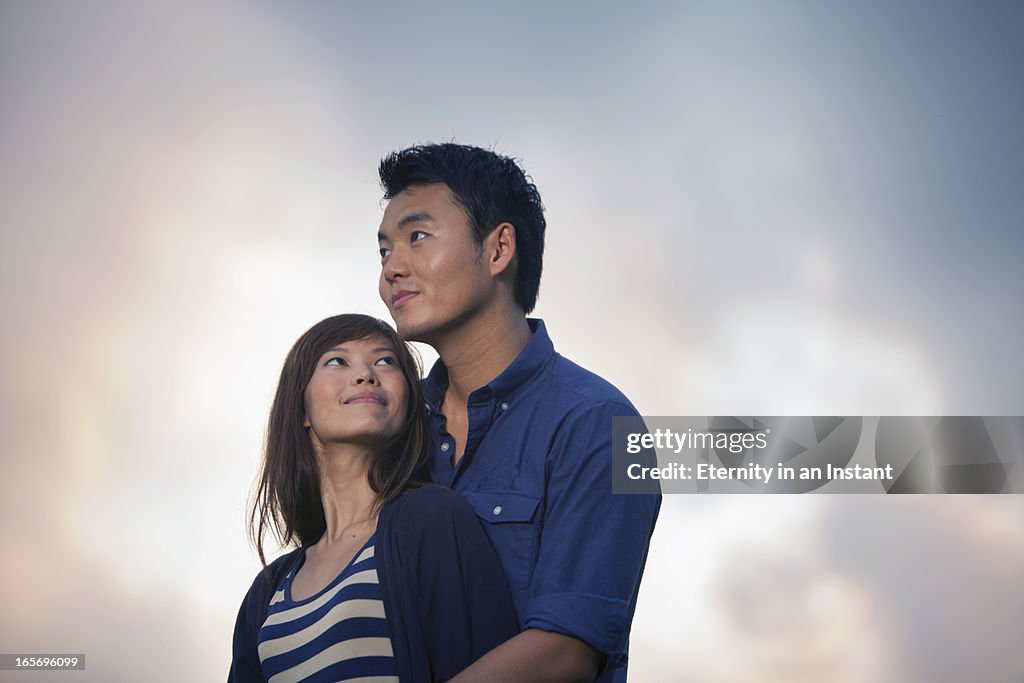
[{"left": 393, "top": 319, "right": 434, "bottom": 344}]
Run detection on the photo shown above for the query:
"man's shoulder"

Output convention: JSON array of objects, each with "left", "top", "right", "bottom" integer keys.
[{"left": 542, "top": 352, "right": 639, "bottom": 416}]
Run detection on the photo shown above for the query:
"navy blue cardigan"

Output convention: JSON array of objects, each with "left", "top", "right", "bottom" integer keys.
[{"left": 228, "top": 486, "right": 519, "bottom": 682}]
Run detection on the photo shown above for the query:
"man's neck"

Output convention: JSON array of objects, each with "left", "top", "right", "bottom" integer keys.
[{"left": 435, "top": 308, "right": 533, "bottom": 408}]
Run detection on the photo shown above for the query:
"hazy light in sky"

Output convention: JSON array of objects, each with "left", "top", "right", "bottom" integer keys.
[{"left": 2, "top": 2, "right": 1022, "bottom": 681}]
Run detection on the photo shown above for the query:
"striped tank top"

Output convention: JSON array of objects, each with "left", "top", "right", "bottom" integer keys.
[{"left": 257, "top": 533, "right": 399, "bottom": 682}]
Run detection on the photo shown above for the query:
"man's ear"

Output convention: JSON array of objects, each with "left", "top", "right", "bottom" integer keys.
[{"left": 485, "top": 222, "right": 516, "bottom": 277}]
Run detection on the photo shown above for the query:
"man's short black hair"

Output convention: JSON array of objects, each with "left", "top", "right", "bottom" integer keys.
[{"left": 379, "top": 143, "right": 545, "bottom": 314}]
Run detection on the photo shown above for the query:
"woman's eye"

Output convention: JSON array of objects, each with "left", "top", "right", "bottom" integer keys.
[
  {"left": 325, "top": 357, "right": 346, "bottom": 366},
  {"left": 375, "top": 357, "right": 396, "bottom": 366}
]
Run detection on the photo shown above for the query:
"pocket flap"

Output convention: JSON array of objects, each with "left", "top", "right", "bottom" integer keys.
[{"left": 464, "top": 490, "right": 541, "bottom": 524}]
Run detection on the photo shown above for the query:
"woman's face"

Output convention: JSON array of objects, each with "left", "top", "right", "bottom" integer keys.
[{"left": 302, "top": 334, "right": 409, "bottom": 449}]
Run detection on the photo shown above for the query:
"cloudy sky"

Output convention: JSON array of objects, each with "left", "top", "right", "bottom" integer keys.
[{"left": 1, "top": 2, "right": 1022, "bottom": 681}]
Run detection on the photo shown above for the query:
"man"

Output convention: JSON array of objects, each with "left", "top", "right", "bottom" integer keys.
[{"left": 376, "top": 143, "right": 660, "bottom": 682}]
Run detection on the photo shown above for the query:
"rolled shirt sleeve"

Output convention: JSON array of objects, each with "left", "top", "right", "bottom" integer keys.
[{"left": 522, "top": 401, "right": 661, "bottom": 669}]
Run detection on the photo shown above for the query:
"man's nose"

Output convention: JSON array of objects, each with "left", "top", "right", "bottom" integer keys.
[{"left": 382, "top": 245, "right": 409, "bottom": 283}]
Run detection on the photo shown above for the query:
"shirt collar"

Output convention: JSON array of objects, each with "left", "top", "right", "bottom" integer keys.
[{"left": 423, "top": 318, "right": 554, "bottom": 410}]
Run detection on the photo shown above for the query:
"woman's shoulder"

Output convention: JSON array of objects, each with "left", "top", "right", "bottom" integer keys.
[
  {"left": 267, "top": 547, "right": 304, "bottom": 574},
  {"left": 381, "top": 484, "right": 480, "bottom": 544},
  {"left": 385, "top": 483, "right": 474, "bottom": 519},
  {"left": 244, "top": 547, "right": 304, "bottom": 597},
  {"left": 377, "top": 485, "right": 501, "bottom": 589}
]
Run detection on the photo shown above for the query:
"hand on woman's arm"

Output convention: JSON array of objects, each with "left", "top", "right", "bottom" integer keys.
[{"left": 449, "top": 628, "right": 603, "bottom": 683}]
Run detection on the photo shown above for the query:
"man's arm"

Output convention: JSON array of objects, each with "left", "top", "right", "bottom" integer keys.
[{"left": 450, "top": 629, "right": 602, "bottom": 683}]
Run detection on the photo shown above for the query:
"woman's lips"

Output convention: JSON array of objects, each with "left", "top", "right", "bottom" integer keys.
[{"left": 345, "top": 392, "right": 386, "bottom": 405}]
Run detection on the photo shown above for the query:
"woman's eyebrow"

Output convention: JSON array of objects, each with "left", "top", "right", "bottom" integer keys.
[{"left": 323, "top": 346, "right": 395, "bottom": 354}]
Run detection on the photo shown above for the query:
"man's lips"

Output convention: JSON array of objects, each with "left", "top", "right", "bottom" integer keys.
[
  {"left": 391, "top": 290, "right": 418, "bottom": 309},
  {"left": 344, "top": 392, "right": 386, "bottom": 405}
]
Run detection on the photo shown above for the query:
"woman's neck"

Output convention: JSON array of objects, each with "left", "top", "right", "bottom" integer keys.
[{"left": 316, "top": 443, "right": 379, "bottom": 544}]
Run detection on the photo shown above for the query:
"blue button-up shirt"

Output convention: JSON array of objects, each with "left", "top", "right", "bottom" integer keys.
[{"left": 424, "top": 319, "right": 661, "bottom": 680}]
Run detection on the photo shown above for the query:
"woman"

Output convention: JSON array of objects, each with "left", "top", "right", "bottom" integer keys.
[{"left": 229, "top": 314, "right": 518, "bottom": 683}]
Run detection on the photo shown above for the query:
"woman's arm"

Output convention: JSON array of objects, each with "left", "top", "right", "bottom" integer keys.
[
  {"left": 385, "top": 486, "right": 521, "bottom": 681},
  {"left": 227, "top": 575, "right": 268, "bottom": 683},
  {"left": 227, "top": 553, "right": 296, "bottom": 683}
]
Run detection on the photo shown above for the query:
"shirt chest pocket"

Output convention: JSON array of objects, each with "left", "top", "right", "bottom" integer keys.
[{"left": 463, "top": 490, "right": 541, "bottom": 593}]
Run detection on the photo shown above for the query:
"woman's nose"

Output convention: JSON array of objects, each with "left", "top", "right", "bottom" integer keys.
[{"left": 354, "top": 367, "right": 377, "bottom": 385}]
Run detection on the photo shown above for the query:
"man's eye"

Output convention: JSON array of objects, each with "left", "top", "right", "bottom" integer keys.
[
  {"left": 410, "top": 230, "right": 427, "bottom": 242},
  {"left": 325, "top": 357, "right": 346, "bottom": 366},
  {"left": 375, "top": 357, "right": 396, "bottom": 366},
  {"left": 379, "top": 247, "right": 391, "bottom": 259}
]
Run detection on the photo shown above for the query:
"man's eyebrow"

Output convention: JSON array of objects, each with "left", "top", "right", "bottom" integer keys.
[
  {"left": 378, "top": 211, "right": 434, "bottom": 241},
  {"left": 398, "top": 211, "right": 434, "bottom": 227}
]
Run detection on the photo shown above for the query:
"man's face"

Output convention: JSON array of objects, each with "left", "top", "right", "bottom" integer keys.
[{"left": 378, "top": 183, "right": 494, "bottom": 344}]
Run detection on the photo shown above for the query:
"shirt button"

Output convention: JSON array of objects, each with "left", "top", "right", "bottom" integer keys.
[
  {"left": 500, "top": 402, "right": 509, "bottom": 411},
  {"left": 440, "top": 442, "right": 450, "bottom": 452},
  {"left": 493, "top": 506, "right": 502, "bottom": 516}
]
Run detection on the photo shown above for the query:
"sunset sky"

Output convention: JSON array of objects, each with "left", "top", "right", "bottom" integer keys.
[{"left": 2, "top": 2, "right": 1022, "bottom": 681}]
